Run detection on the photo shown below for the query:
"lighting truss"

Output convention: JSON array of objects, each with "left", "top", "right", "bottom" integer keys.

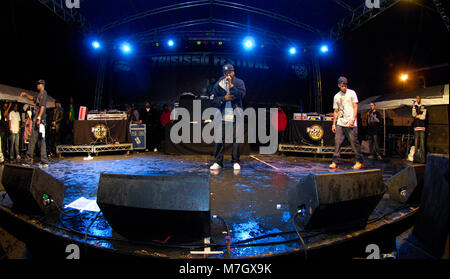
[
  {"left": 37, "top": 0, "right": 94, "bottom": 34},
  {"left": 433, "top": 0, "right": 449, "bottom": 31},
  {"left": 329, "top": 0, "right": 401, "bottom": 40},
  {"left": 100, "top": 0, "right": 323, "bottom": 37},
  {"left": 129, "top": 18, "right": 298, "bottom": 48}
]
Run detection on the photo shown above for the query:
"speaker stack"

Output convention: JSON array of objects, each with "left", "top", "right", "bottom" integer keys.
[{"left": 97, "top": 173, "right": 211, "bottom": 241}]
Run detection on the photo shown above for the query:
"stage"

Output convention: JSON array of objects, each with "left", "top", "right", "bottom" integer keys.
[{"left": 0, "top": 153, "right": 422, "bottom": 259}]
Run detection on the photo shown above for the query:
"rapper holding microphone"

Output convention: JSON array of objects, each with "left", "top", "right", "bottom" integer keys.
[
  {"left": 20, "top": 80, "right": 49, "bottom": 168},
  {"left": 209, "top": 64, "right": 246, "bottom": 170}
]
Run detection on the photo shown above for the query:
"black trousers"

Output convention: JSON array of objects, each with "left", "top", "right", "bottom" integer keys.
[
  {"left": 214, "top": 122, "right": 241, "bottom": 166},
  {"left": 26, "top": 124, "right": 48, "bottom": 164}
]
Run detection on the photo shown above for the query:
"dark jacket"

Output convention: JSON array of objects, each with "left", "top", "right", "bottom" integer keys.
[
  {"left": 211, "top": 76, "right": 246, "bottom": 111},
  {"left": 141, "top": 107, "right": 160, "bottom": 128},
  {"left": 412, "top": 104, "right": 427, "bottom": 129},
  {"left": 52, "top": 107, "right": 64, "bottom": 132}
]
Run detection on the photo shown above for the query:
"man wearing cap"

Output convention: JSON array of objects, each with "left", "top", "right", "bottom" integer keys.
[
  {"left": 20, "top": 80, "right": 49, "bottom": 168},
  {"left": 209, "top": 64, "right": 246, "bottom": 170},
  {"left": 330, "top": 76, "right": 364, "bottom": 170}
]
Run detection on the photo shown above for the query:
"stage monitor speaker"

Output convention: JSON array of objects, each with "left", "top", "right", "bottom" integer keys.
[
  {"left": 97, "top": 173, "right": 210, "bottom": 241},
  {"left": 386, "top": 165, "right": 425, "bottom": 204},
  {"left": 1, "top": 164, "right": 65, "bottom": 214},
  {"left": 289, "top": 169, "right": 385, "bottom": 231},
  {"left": 413, "top": 154, "right": 449, "bottom": 258}
]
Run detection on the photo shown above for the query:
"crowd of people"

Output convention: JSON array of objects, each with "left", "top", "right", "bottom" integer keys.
[{"left": 0, "top": 95, "right": 176, "bottom": 165}]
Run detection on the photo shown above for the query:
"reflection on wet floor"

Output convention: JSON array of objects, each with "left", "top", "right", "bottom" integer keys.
[{"left": 35, "top": 153, "right": 411, "bottom": 257}]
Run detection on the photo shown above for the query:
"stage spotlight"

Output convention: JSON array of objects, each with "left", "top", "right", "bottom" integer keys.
[
  {"left": 91, "top": 40, "right": 101, "bottom": 49},
  {"left": 400, "top": 74, "right": 409, "bottom": 81},
  {"left": 218, "top": 41, "right": 223, "bottom": 45},
  {"left": 120, "top": 42, "right": 132, "bottom": 54},
  {"left": 243, "top": 37, "right": 255, "bottom": 50},
  {"left": 289, "top": 47, "right": 297, "bottom": 55},
  {"left": 196, "top": 41, "right": 201, "bottom": 45},
  {"left": 167, "top": 39, "right": 174, "bottom": 47},
  {"left": 320, "top": 45, "right": 329, "bottom": 53}
]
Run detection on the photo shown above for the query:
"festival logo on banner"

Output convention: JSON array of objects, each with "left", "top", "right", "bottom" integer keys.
[
  {"left": 92, "top": 124, "right": 108, "bottom": 140},
  {"left": 307, "top": 125, "right": 324, "bottom": 141}
]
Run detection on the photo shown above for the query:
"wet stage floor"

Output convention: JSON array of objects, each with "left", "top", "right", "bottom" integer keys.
[{"left": 1, "top": 153, "right": 417, "bottom": 258}]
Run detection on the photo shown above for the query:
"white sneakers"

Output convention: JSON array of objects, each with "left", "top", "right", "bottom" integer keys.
[
  {"left": 210, "top": 163, "right": 222, "bottom": 170},
  {"left": 209, "top": 163, "right": 241, "bottom": 170}
]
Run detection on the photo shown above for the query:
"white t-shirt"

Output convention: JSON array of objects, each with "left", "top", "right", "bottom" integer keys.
[
  {"left": 9, "top": 111, "right": 21, "bottom": 134},
  {"left": 333, "top": 89, "right": 358, "bottom": 127}
]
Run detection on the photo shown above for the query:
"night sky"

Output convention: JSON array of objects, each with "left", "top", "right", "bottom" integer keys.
[{"left": 0, "top": 0, "right": 448, "bottom": 112}]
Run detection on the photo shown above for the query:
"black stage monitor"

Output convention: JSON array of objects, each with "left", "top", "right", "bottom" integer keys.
[
  {"left": 97, "top": 173, "right": 210, "bottom": 241},
  {"left": 289, "top": 169, "right": 386, "bottom": 231},
  {"left": 1, "top": 164, "right": 65, "bottom": 215}
]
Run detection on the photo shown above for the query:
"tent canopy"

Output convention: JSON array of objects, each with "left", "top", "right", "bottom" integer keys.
[
  {"left": 0, "top": 83, "right": 56, "bottom": 109},
  {"left": 358, "top": 84, "right": 449, "bottom": 113}
]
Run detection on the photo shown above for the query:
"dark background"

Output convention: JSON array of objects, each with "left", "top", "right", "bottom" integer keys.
[{"left": 0, "top": 0, "right": 448, "bottom": 112}]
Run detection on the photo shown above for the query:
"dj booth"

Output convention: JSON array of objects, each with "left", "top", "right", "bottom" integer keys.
[
  {"left": 73, "top": 120, "right": 130, "bottom": 145},
  {"left": 281, "top": 115, "right": 352, "bottom": 154}
]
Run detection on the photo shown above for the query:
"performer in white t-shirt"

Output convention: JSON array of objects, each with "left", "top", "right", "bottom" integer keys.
[{"left": 330, "top": 76, "right": 364, "bottom": 170}]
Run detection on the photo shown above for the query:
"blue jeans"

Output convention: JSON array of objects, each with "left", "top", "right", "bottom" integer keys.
[
  {"left": 9, "top": 133, "right": 20, "bottom": 159},
  {"left": 332, "top": 125, "right": 363, "bottom": 164}
]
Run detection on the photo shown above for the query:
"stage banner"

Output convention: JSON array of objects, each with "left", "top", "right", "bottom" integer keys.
[
  {"left": 111, "top": 52, "right": 311, "bottom": 107},
  {"left": 286, "top": 120, "right": 344, "bottom": 147},
  {"left": 73, "top": 120, "right": 130, "bottom": 145}
]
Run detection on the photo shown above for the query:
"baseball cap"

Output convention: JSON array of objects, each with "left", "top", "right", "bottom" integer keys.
[
  {"left": 36, "top": 79, "right": 46, "bottom": 85},
  {"left": 223, "top": 64, "right": 234, "bottom": 74},
  {"left": 337, "top": 76, "right": 348, "bottom": 85}
]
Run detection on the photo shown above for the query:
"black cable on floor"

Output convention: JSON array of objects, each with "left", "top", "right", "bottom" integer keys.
[{"left": 293, "top": 216, "right": 308, "bottom": 259}]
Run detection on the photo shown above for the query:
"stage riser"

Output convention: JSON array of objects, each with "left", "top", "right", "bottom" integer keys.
[{"left": 413, "top": 154, "right": 449, "bottom": 258}]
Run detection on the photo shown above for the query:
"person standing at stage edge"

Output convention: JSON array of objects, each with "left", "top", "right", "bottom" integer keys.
[
  {"left": 140, "top": 101, "right": 160, "bottom": 152},
  {"left": 329, "top": 76, "right": 364, "bottom": 170},
  {"left": 412, "top": 95, "right": 427, "bottom": 163},
  {"left": 367, "top": 102, "right": 383, "bottom": 160},
  {"left": 20, "top": 80, "right": 49, "bottom": 168},
  {"left": 209, "top": 64, "right": 246, "bottom": 170}
]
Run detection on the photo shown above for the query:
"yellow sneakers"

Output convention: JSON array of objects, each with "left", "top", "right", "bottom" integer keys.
[{"left": 353, "top": 162, "right": 363, "bottom": 170}]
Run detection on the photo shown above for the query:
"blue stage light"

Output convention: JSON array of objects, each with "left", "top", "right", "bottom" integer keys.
[
  {"left": 243, "top": 37, "right": 255, "bottom": 50},
  {"left": 320, "top": 45, "right": 329, "bottom": 53},
  {"left": 167, "top": 40, "right": 174, "bottom": 47},
  {"left": 92, "top": 41, "right": 101, "bottom": 49},
  {"left": 289, "top": 47, "right": 297, "bottom": 55},
  {"left": 120, "top": 42, "right": 132, "bottom": 54}
]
